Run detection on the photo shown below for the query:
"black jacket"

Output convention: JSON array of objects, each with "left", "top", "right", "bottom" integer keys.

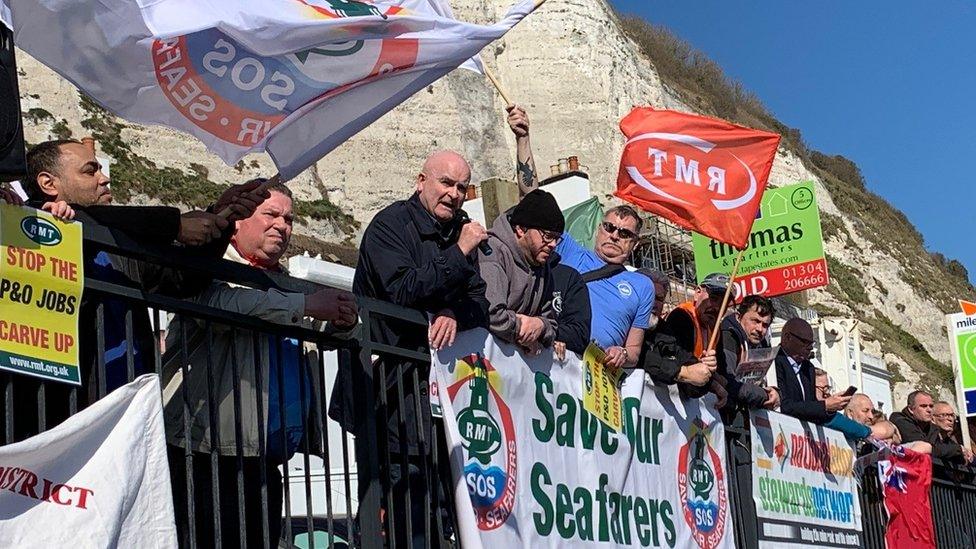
[
  {"left": 551, "top": 262, "right": 590, "bottom": 355},
  {"left": 889, "top": 409, "right": 964, "bottom": 462},
  {"left": 774, "top": 349, "right": 830, "bottom": 423},
  {"left": 332, "top": 194, "right": 488, "bottom": 454},
  {"left": 716, "top": 315, "right": 770, "bottom": 409},
  {"left": 639, "top": 322, "right": 709, "bottom": 399}
]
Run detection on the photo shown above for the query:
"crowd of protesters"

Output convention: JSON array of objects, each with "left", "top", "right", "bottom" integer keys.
[{"left": 3, "top": 108, "right": 975, "bottom": 549}]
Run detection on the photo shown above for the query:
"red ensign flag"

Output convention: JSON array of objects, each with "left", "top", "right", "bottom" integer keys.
[{"left": 615, "top": 108, "right": 781, "bottom": 249}]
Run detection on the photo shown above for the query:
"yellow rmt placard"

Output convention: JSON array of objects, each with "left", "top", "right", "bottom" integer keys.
[
  {"left": 0, "top": 204, "right": 83, "bottom": 384},
  {"left": 581, "top": 342, "right": 624, "bottom": 431}
]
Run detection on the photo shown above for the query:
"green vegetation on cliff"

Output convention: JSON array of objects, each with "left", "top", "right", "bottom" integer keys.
[{"left": 75, "top": 95, "right": 358, "bottom": 235}]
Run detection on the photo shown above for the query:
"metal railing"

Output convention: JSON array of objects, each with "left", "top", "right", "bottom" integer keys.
[
  {"left": 722, "top": 408, "right": 976, "bottom": 549},
  {"left": 4, "top": 219, "right": 976, "bottom": 548}
]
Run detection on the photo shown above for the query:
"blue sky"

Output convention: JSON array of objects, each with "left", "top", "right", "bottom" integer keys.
[{"left": 610, "top": 1, "right": 976, "bottom": 287}]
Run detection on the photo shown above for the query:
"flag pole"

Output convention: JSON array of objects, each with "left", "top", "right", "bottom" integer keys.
[
  {"left": 217, "top": 173, "right": 281, "bottom": 220},
  {"left": 481, "top": 0, "right": 547, "bottom": 105},
  {"left": 483, "top": 65, "right": 513, "bottom": 106},
  {"left": 706, "top": 247, "right": 747, "bottom": 352}
]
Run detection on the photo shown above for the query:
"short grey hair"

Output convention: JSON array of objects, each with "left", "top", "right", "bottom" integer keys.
[{"left": 605, "top": 205, "right": 644, "bottom": 233}]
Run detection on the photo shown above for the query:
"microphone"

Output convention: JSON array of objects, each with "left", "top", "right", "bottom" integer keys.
[{"left": 454, "top": 210, "right": 492, "bottom": 256}]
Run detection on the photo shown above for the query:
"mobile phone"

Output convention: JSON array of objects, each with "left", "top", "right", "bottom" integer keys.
[{"left": 842, "top": 386, "right": 857, "bottom": 397}]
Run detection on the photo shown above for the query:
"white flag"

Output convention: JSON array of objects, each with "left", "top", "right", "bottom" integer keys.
[
  {"left": 0, "top": 375, "right": 177, "bottom": 548},
  {"left": 9, "top": 0, "right": 537, "bottom": 180}
]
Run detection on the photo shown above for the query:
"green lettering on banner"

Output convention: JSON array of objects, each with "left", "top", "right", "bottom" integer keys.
[
  {"left": 596, "top": 474, "right": 610, "bottom": 542},
  {"left": 573, "top": 486, "right": 594, "bottom": 541},
  {"left": 555, "top": 393, "right": 576, "bottom": 447},
  {"left": 532, "top": 372, "right": 554, "bottom": 442},
  {"left": 609, "top": 492, "right": 623, "bottom": 544},
  {"left": 556, "top": 483, "right": 575, "bottom": 539},
  {"left": 661, "top": 499, "right": 677, "bottom": 548},
  {"left": 526, "top": 462, "right": 685, "bottom": 547},
  {"left": 531, "top": 462, "right": 553, "bottom": 535},
  {"left": 634, "top": 496, "right": 651, "bottom": 546}
]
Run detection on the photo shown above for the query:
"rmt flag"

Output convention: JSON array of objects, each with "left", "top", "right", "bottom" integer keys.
[{"left": 615, "top": 108, "right": 781, "bottom": 249}]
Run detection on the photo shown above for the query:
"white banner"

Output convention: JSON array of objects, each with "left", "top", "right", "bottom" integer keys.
[
  {"left": 749, "top": 410, "right": 862, "bottom": 548},
  {"left": 431, "top": 329, "right": 735, "bottom": 549},
  {"left": 10, "top": 0, "right": 537, "bottom": 180},
  {"left": 0, "top": 375, "right": 176, "bottom": 547}
]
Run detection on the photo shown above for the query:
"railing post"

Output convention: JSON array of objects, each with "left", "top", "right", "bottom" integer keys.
[{"left": 356, "top": 306, "right": 385, "bottom": 549}]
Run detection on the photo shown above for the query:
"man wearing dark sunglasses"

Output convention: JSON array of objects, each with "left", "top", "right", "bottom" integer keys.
[
  {"left": 479, "top": 189, "right": 564, "bottom": 354},
  {"left": 555, "top": 206, "right": 654, "bottom": 369},
  {"left": 775, "top": 317, "right": 847, "bottom": 423}
]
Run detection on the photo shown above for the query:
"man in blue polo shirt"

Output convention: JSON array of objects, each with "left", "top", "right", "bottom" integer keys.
[{"left": 556, "top": 205, "right": 654, "bottom": 368}]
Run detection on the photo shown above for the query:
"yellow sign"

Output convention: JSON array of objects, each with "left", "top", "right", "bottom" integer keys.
[
  {"left": 581, "top": 342, "right": 624, "bottom": 431},
  {"left": 0, "top": 204, "right": 83, "bottom": 384}
]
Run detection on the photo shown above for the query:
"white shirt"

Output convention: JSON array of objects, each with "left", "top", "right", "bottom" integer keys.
[{"left": 787, "top": 356, "right": 805, "bottom": 399}]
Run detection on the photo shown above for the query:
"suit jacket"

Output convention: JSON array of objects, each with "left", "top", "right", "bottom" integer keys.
[{"left": 774, "top": 349, "right": 830, "bottom": 423}]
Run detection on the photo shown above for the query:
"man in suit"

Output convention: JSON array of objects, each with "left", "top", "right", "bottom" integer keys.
[{"left": 775, "top": 317, "right": 851, "bottom": 423}]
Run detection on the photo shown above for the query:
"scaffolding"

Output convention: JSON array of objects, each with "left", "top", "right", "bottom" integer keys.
[{"left": 631, "top": 216, "right": 696, "bottom": 311}]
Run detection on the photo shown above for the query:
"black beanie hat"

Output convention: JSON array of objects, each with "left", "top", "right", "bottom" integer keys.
[{"left": 509, "top": 189, "right": 565, "bottom": 234}]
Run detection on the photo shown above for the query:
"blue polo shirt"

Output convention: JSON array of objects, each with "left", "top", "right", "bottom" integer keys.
[{"left": 556, "top": 234, "right": 654, "bottom": 349}]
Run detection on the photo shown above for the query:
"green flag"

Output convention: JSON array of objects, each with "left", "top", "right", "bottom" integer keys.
[{"left": 563, "top": 197, "right": 603, "bottom": 249}]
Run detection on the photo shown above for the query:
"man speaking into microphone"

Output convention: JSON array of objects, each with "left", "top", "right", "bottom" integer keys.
[{"left": 334, "top": 149, "right": 489, "bottom": 547}]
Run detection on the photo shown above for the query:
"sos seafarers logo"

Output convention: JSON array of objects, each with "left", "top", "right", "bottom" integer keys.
[
  {"left": 447, "top": 353, "right": 517, "bottom": 530},
  {"left": 152, "top": 0, "right": 418, "bottom": 147},
  {"left": 677, "top": 419, "right": 728, "bottom": 549}
]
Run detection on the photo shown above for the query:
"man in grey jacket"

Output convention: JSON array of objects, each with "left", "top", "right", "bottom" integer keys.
[
  {"left": 479, "top": 189, "right": 564, "bottom": 354},
  {"left": 163, "top": 182, "right": 358, "bottom": 548}
]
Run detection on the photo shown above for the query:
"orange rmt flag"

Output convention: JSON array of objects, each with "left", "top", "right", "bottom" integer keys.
[{"left": 615, "top": 108, "right": 781, "bottom": 249}]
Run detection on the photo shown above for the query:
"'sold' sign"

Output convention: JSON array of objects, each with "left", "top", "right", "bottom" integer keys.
[{"left": 693, "top": 181, "right": 828, "bottom": 298}]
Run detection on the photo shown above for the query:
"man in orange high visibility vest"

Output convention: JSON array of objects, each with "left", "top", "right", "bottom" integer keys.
[{"left": 663, "top": 273, "right": 730, "bottom": 358}]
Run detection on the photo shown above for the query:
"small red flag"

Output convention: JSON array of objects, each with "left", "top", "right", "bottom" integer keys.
[
  {"left": 880, "top": 447, "right": 935, "bottom": 548},
  {"left": 615, "top": 108, "right": 781, "bottom": 249}
]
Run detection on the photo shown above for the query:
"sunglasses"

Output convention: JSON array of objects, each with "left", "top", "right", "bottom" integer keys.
[{"left": 601, "top": 221, "right": 638, "bottom": 240}]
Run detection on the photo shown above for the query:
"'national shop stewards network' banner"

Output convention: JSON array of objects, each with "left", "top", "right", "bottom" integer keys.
[
  {"left": 0, "top": 205, "right": 82, "bottom": 384},
  {"left": 693, "top": 181, "right": 828, "bottom": 298},
  {"left": 431, "top": 329, "right": 734, "bottom": 549},
  {"left": 750, "top": 411, "right": 862, "bottom": 549}
]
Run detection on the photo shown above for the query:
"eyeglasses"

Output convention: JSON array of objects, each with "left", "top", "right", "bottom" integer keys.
[
  {"left": 534, "top": 229, "right": 563, "bottom": 245},
  {"left": 933, "top": 413, "right": 956, "bottom": 419},
  {"left": 815, "top": 385, "right": 831, "bottom": 396},
  {"left": 601, "top": 221, "right": 638, "bottom": 240}
]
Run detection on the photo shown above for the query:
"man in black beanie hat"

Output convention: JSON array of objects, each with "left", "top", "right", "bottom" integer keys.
[{"left": 479, "top": 189, "right": 565, "bottom": 354}]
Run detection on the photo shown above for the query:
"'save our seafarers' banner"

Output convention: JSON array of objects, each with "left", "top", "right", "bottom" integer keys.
[
  {"left": 615, "top": 108, "right": 781, "bottom": 249},
  {"left": 6, "top": 0, "right": 538, "bottom": 180},
  {"left": 0, "top": 204, "right": 83, "bottom": 384},
  {"left": 0, "top": 375, "right": 176, "bottom": 547},
  {"left": 431, "top": 329, "right": 735, "bottom": 549},
  {"left": 750, "top": 410, "right": 862, "bottom": 548},
  {"left": 692, "top": 181, "right": 829, "bottom": 299}
]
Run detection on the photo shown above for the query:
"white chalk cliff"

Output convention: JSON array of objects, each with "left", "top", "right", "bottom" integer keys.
[{"left": 13, "top": 0, "right": 970, "bottom": 403}]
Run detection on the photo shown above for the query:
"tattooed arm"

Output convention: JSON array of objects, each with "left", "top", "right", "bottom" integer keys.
[{"left": 507, "top": 105, "right": 539, "bottom": 198}]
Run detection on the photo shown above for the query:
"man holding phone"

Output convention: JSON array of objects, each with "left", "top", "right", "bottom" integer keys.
[{"left": 776, "top": 317, "right": 852, "bottom": 423}]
